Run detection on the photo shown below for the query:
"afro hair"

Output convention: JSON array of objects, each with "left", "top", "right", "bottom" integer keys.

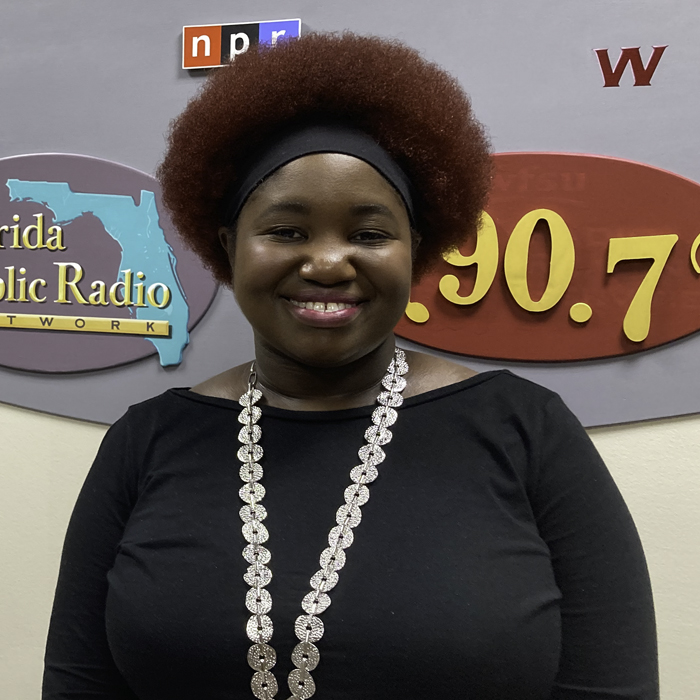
[{"left": 158, "top": 32, "right": 492, "bottom": 284}]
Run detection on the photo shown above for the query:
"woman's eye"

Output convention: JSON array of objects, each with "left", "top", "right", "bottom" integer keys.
[
  {"left": 353, "top": 230, "right": 391, "bottom": 242},
  {"left": 270, "top": 228, "right": 303, "bottom": 240}
]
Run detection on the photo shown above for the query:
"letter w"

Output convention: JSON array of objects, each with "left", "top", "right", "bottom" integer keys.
[
  {"left": 39, "top": 316, "right": 54, "bottom": 327},
  {"left": 595, "top": 46, "right": 667, "bottom": 87}
]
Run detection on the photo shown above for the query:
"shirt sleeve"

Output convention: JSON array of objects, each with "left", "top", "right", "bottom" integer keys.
[
  {"left": 531, "top": 394, "right": 659, "bottom": 699},
  {"left": 42, "top": 414, "right": 141, "bottom": 700}
]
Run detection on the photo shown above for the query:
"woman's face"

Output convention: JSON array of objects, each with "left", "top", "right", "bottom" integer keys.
[{"left": 224, "top": 153, "right": 414, "bottom": 368}]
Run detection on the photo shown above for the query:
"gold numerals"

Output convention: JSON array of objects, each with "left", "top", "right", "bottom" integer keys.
[{"left": 406, "top": 209, "right": 686, "bottom": 344}]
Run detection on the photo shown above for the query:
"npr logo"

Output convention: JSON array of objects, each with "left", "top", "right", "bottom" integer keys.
[
  {"left": 595, "top": 45, "right": 667, "bottom": 87},
  {"left": 183, "top": 18, "right": 301, "bottom": 69}
]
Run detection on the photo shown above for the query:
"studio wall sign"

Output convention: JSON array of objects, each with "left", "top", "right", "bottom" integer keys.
[
  {"left": 594, "top": 45, "right": 667, "bottom": 87},
  {"left": 0, "top": 16, "right": 697, "bottom": 427},
  {"left": 182, "top": 18, "right": 301, "bottom": 69},
  {"left": 0, "top": 154, "right": 217, "bottom": 373},
  {"left": 397, "top": 152, "right": 700, "bottom": 361}
]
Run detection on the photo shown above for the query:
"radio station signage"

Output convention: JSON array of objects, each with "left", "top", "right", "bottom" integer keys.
[
  {"left": 182, "top": 18, "right": 301, "bottom": 69},
  {"left": 396, "top": 152, "right": 700, "bottom": 362},
  {"left": 0, "top": 154, "right": 217, "bottom": 373}
]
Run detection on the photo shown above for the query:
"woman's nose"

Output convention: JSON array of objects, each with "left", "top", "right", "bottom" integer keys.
[{"left": 298, "top": 240, "right": 357, "bottom": 285}]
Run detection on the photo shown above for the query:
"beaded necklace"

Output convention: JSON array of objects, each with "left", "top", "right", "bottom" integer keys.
[{"left": 237, "top": 348, "right": 409, "bottom": 699}]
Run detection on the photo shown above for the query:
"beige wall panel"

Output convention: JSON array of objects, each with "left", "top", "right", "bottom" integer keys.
[
  {"left": 1, "top": 402, "right": 698, "bottom": 698},
  {"left": 589, "top": 417, "right": 700, "bottom": 700},
  {"left": 0, "top": 403, "right": 107, "bottom": 700}
]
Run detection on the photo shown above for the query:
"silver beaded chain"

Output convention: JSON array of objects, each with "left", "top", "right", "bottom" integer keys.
[{"left": 237, "top": 348, "right": 409, "bottom": 700}]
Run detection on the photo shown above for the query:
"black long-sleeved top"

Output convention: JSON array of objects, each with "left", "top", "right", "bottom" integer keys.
[{"left": 43, "top": 371, "right": 658, "bottom": 699}]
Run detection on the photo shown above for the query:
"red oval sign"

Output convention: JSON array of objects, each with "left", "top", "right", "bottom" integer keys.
[
  {"left": 396, "top": 152, "right": 700, "bottom": 362},
  {"left": 0, "top": 154, "right": 217, "bottom": 372}
]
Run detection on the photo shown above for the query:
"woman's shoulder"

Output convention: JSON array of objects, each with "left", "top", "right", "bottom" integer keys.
[
  {"left": 189, "top": 363, "right": 251, "bottom": 401},
  {"left": 116, "top": 381, "right": 236, "bottom": 429},
  {"left": 402, "top": 350, "right": 555, "bottom": 403},
  {"left": 402, "top": 349, "right": 478, "bottom": 399},
  {"left": 112, "top": 362, "right": 254, "bottom": 425}
]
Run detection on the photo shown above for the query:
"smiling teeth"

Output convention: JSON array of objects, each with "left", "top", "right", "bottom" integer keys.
[{"left": 290, "top": 299, "right": 356, "bottom": 312}]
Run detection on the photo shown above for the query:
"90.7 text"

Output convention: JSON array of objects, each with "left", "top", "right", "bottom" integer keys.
[{"left": 405, "top": 209, "right": 699, "bottom": 343}]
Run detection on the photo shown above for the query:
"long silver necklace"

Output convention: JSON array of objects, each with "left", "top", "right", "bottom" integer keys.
[{"left": 237, "top": 347, "right": 409, "bottom": 700}]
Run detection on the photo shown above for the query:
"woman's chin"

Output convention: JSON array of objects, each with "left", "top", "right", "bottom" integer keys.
[{"left": 259, "top": 334, "right": 393, "bottom": 370}]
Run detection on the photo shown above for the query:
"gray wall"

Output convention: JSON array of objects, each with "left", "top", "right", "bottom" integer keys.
[{"left": 1, "top": 0, "right": 699, "bottom": 426}]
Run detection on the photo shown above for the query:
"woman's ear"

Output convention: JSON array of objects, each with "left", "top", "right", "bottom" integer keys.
[
  {"left": 219, "top": 226, "right": 233, "bottom": 254},
  {"left": 410, "top": 229, "right": 422, "bottom": 261},
  {"left": 219, "top": 226, "right": 237, "bottom": 284}
]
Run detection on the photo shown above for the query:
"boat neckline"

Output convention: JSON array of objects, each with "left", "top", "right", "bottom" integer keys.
[{"left": 168, "top": 369, "right": 509, "bottom": 421}]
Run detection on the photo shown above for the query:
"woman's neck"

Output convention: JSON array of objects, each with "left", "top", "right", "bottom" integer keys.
[{"left": 251, "top": 336, "right": 397, "bottom": 411}]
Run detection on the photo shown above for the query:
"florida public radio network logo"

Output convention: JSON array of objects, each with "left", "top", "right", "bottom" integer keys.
[
  {"left": 0, "top": 154, "right": 217, "bottom": 374},
  {"left": 182, "top": 18, "right": 301, "bottom": 70}
]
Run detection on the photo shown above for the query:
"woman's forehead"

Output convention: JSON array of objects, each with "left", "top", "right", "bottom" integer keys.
[{"left": 243, "top": 153, "right": 409, "bottom": 215}]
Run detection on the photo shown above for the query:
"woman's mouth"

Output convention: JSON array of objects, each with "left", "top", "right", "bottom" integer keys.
[
  {"left": 289, "top": 299, "right": 358, "bottom": 313},
  {"left": 285, "top": 298, "right": 363, "bottom": 326}
]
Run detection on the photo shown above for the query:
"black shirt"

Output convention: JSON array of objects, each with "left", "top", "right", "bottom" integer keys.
[{"left": 43, "top": 371, "right": 658, "bottom": 699}]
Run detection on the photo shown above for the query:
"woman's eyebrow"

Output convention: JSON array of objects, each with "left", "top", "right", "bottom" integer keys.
[
  {"left": 257, "top": 201, "right": 399, "bottom": 220},
  {"left": 349, "top": 203, "right": 398, "bottom": 221},
  {"left": 259, "top": 201, "right": 311, "bottom": 216}
]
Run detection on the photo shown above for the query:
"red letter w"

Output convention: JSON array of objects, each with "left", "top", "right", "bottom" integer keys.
[{"left": 595, "top": 46, "right": 667, "bottom": 87}]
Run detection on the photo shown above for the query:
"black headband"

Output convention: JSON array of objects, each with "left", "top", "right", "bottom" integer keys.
[{"left": 223, "top": 124, "right": 415, "bottom": 226}]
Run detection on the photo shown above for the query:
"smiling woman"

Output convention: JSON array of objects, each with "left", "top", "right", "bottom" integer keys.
[
  {"left": 227, "top": 153, "right": 413, "bottom": 372},
  {"left": 42, "top": 32, "right": 658, "bottom": 700}
]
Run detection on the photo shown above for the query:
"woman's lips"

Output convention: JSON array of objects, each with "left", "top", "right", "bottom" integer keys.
[
  {"left": 285, "top": 298, "right": 363, "bottom": 327},
  {"left": 290, "top": 299, "right": 358, "bottom": 312}
]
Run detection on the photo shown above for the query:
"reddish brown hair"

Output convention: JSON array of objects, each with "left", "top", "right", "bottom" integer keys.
[{"left": 158, "top": 32, "right": 492, "bottom": 284}]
